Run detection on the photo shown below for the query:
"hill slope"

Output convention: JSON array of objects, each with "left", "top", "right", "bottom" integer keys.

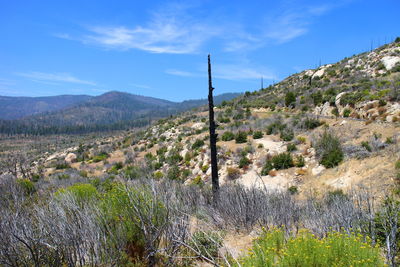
[{"left": 31, "top": 40, "right": 400, "bottom": 196}]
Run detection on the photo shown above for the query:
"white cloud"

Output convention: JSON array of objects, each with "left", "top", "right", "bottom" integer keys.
[
  {"left": 213, "top": 64, "right": 276, "bottom": 81},
  {"left": 166, "top": 64, "right": 276, "bottom": 81},
  {"left": 16, "top": 72, "right": 97, "bottom": 86},
  {"left": 77, "top": 3, "right": 222, "bottom": 54},
  {"left": 57, "top": 2, "right": 339, "bottom": 53},
  {"left": 263, "top": 4, "right": 336, "bottom": 44},
  {"left": 165, "top": 69, "right": 196, "bottom": 77}
]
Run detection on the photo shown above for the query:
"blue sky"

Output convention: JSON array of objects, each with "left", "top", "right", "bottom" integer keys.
[{"left": 0, "top": 0, "right": 399, "bottom": 101}]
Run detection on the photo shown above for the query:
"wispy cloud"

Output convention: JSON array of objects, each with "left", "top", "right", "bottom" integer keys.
[
  {"left": 57, "top": 2, "right": 340, "bottom": 53},
  {"left": 16, "top": 72, "right": 96, "bottom": 86},
  {"left": 213, "top": 64, "right": 276, "bottom": 81},
  {"left": 166, "top": 64, "right": 276, "bottom": 81},
  {"left": 263, "top": 4, "right": 335, "bottom": 44},
  {"left": 165, "top": 69, "right": 196, "bottom": 77},
  {"left": 70, "top": 3, "right": 222, "bottom": 54}
]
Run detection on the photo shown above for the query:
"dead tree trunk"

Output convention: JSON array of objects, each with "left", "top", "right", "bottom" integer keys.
[{"left": 208, "top": 54, "right": 219, "bottom": 204}]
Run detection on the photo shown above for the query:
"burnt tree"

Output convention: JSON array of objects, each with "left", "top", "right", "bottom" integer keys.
[{"left": 208, "top": 54, "right": 219, "bottom": 203}]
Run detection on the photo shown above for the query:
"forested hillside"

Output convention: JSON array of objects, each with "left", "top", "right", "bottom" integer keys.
[{"left": 0, "top": 91, "right": 241, "bottom": 135}]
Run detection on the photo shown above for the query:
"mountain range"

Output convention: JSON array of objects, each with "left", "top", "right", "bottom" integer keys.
[{"left": 0, "top": 91, "right": 241, "bottom": 134}]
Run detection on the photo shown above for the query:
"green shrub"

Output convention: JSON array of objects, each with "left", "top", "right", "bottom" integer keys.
[
  {"left": 57, "top": 174, "right": 70, "bottom": 180},
  {"left": 285, "top": 92, "right": 296, "bottom": 107},
  {"left": 280, "top": 128, "right": 294, "bottom": 141},
  {"left": 386, "top": 137, "right": 394, "bottom": 144},
  {"left": 262, "top": 153, "right": 294, "bottom": 174},
  {"left": 331, "top": 108, "right": 339, "bottom": 117},
  {"left": 167, "top": 165, "right": 181, "bottom": 180},
  {"left": 153, "top": 161, "right": 163, "bottom": 170},
  {"left": 108, "top": 162, "right": 124, "bottom": 174},
  {"left": 55, "top": 161, "right": 70, "bottom": 169},
  {"left": 288, "top": 186, "right": 298, "bottom": 195},
  {"left": 221, "top": 131, "right": 235, "bottom": 141},
  {"left": 236, "top": 228, "right": 384, "bottom": 267},
  {"left": 235, "top": 131, "right": 248, "bottom": 144},
  {"left": 266, "top": 121, "right": 285, "bottom": 135},
  {"left": 252, "top": 131, "right": 263, "bottom": 139},
  {"left": 124, "top": 165, "right": 142, "bottom": 179},
  {"left": 153, "top": 171, "right": 163, "bottom": 179},
  {"left": 192, "top": 139, "right": 205, "bottom": 150},
  {"left": 17, "top": 179, "right": 35, "bottom": 195},
  {"left": 286, "top": 143, "right": 297, "bottom": 152},
  {"left": 57, "top": 183, "right": 98, "bottom": 203},
  {"left": 145, "top": 152, "right": 155, "bottom": 161},
  {"left": 379, "top": 99, "right": 387, "bottom": 107},
  {"left": 189, "top": 231, "right": 223, "bottom": 259},
  {"left": 182, "top": 169, "right": 191, "bottom": 179},
  {"left": 92, "top": 152, "right": 108, "bottom": 162},
  {"left": 166, "top": 150, "right": 183, "bottom": 164},
  {"left": 101, "top": 183, "right": 167, "bottom": 262},
  {"left": 315, "top": 131, "right": 344, "bottom": 168},
  {"left": 191, "top": 175, "right": 203, "bottom": 185},
  {"left": 303, "top": 117, "right": 323, "bottom": 129},
  {"left": 361, "top": 141, "right": 372, "bottom": 152},
  {"left": 31, "top": 173, "right": 41, "bottom": 182},
  {"left": 311, "top": 91, "right": 323, "bottom": 106},
  {"left": 343, "top": 108, "right": 351, "bottom": 117},
  {"left": 395, "top": 160, "right": 400, "bottom": 170},
  {"left": 239, "top": 157, "right": 251, "bottom": 168},
  {"left": 326, "top": 189, "right": 348, "bottom": 204},
  {"left": 272, "top": 153, "right": 294, "bottom": 170},
  {"left": 295, "top": 155, "right": 305, "bottom": 167},
  {"left": 201, "top": 164, "right": 209, "bottom": 173}
]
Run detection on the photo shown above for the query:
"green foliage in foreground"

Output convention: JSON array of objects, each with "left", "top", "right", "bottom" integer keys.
[{"left": 237, "top": 228, "right": 384, "bottom": 267}]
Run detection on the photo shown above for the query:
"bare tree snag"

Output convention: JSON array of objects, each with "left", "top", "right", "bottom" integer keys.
[{"left": 208, "top": 54, "right": 219, "bottom": 204}]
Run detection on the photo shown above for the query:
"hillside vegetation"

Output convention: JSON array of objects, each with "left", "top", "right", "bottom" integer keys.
[
  {"left": 1, "top": 40, "right": 400, "bottom": 266},
  {"left": 0, "top": 92, "right": 240, "bottom": 134}
]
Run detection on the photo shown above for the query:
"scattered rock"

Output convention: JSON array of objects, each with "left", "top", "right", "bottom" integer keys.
[
  {"left": 65, "top": 153, "right": 77, "bottom": 163},
  {"left": 335, "top": 92, "right": 346, "bottom": 108},
  {"left": 191, "top": 122, "right": 205, "bottom": 130},
  {"left": 381, "top": 56, "right": 400, "bottom": 70},
  {"left": 312, "top": 165, "right": 325, "bottom": 176}
]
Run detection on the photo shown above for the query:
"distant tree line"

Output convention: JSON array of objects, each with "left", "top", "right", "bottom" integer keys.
[{"left": 0, "top": 117, "right": 151, "bottom": 135}]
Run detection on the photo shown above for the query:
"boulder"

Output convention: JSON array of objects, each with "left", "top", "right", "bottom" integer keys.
[
  {"left": 312, "top": 165, "right": 325, "bottom": 176},
  {"left": 65, "top": 153, "right": 77, "bottom": 163},
  {"left": 381, "top": 56, "right": 400, "bottom": 70},
  {"left": 335, "top": 92, "right": 346, "bottom": 108},
  {"left": 191, "top": 122, "right": 206, "bottom": 130}
]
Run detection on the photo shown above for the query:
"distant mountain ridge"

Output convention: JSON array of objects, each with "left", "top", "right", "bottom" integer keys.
[
  {"left": 0, "top": 91, "right": 241, "bottom": 134},
  {"left": 0, "top": 95, "right": 92, "bottom": 120}
]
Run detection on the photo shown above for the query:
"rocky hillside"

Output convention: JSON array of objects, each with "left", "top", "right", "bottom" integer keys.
[{"left": 236, "top": 39, "right": 400, "bottom": 123}]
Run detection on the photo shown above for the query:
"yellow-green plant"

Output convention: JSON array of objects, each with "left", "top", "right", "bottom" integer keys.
[{"left": 237, "top": 228, "right": 385, "bottom": 267}]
